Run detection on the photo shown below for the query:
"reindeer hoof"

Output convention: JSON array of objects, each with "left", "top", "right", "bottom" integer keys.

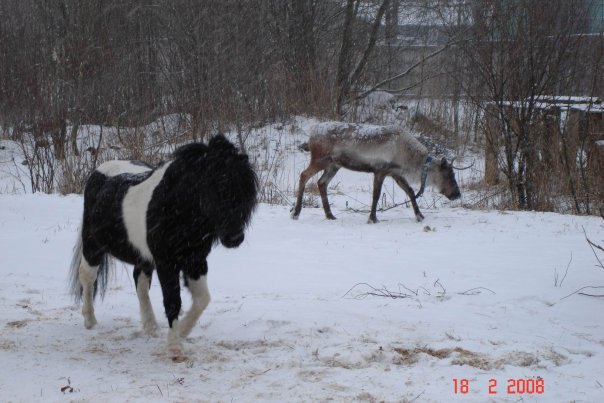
[
  {"left": 325, "top": 214, "right": 337, "bottom": 220},
  {"left": 290, "top": 212, "right": 299, "bottom": 220},
  {"left": 415, "top": 213, "right": 425, "bottom": 222},
  {"left": 367, "top": 217, "right": 379, "bottom": 224}
]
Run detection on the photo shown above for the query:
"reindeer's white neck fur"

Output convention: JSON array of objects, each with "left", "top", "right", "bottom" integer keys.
[{"left": 392, "top": 133, "right": 429, "bottom": 182}]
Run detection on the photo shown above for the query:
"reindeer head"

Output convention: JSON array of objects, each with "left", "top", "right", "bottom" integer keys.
[{"left": 429, "top": 157, "right": 461, "bottom": 200}]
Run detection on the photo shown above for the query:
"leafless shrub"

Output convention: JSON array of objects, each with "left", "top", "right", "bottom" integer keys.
[
  {"left": 561, "top": 217, "right": 604, "bottom": 299},
  {"left": 17, "top": 130, "right": 58, "bottom": 194}
]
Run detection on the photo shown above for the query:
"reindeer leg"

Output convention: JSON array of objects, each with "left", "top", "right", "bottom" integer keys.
[
  {"left": 133, "top": 263, "right": 158, "bottom": 336},
  {"left": 368, "top": 173, "right": 386, "bottom": 223},
  {"left": 393, "top": 175, "right": 424, "bottom": 222},
  {"left": 317, "top": 165, "right": 340, "bottom": 220},
  {"left": 291, "top": 164, "right": 322, "bottom": 219}
]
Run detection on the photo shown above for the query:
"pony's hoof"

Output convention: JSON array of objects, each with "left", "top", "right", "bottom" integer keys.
[
  {"left": 179, "top": 322, "right": 196, "bottom": 339},
  {"left": 168, "top": 344, "right": 187, "bottom": 362},
  {"left": 171, "top": 354, "right": 188, "bottom": 363},
  {"left": 84, "top": 316, "right": 97, "bottom": 329},
  {"left": 143, "top": 323, "right": 159, "bottom": 337}
]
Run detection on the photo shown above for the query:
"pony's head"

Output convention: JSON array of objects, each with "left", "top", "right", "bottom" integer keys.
[
  {"left": 220, "top": 229, "right": 245, "bottom": 248},
  {"left": 207, "top": 135, "right": 258, "bottom": 248},
  {"left": 170, "top": 135, "right": 258, "bottom": 248}
]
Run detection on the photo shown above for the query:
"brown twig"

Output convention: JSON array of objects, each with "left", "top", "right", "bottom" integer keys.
[
  {"left": 344, "top": 281, "right": 491, "bottom": 299},
  {"left": 343, "top": 283, "right": 414, "bottom": 299},
  {"left": 583, "top": 226, "right": 604, "bottom": 270},
  {"left": 457, "top": 287, "right": 496, "bottom": 296},
  {"left": 60, "top": 377, "right": 76, "bottom": 394},
  {"left": 561, "top": 286, "right": 604, "bottom": 300},
  {"left": 555, "top": 253, "right": 573, "bottom": 287}
]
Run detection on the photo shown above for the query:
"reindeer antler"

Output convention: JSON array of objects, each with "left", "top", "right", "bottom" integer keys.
[{"left": 452, "top": 159, "right": 475, "bottom": 170}]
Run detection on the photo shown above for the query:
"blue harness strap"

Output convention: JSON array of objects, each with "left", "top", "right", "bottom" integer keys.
[{"left": 415, "top": 156, "right": 432, "bottom": 198}]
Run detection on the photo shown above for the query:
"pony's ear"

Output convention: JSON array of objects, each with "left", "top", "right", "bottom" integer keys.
[
  {"left": 209, "top": 134, "right": 228, "bottom": 146},
  {"left": 173, "top": 142, "right": 208, "bottom": 160},
  {"left": 209, "top": 134, "right": 237, "bottom": 153}
]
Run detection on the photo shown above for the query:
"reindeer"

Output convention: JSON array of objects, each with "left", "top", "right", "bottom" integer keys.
[{"left": 291, "top": 122, "right": 461, "bottom": 223}]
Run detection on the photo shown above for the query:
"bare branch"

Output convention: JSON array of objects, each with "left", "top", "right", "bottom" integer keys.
[
  {"left": 348, "top": 0, "right": 390, "bottom": 87},
  {"left": 452, "top": 160, "right": 476, "bottom": 171},
  {"left": 457, "top": 287, "right": 496, "bottom": 296},
  {"left": 561, "top": 286, "right": 604, "bottom": 300},
  {"left": 583, "top": 226, "right": 604, "bottom": 270},
  {"left": 354, "top": 43, "right": 453, "bottom": 100}
]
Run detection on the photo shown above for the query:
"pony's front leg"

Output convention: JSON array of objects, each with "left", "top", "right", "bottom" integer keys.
[
  {"left": 156, "top": 265, "right": 183, "bottom": 356},
  {"left": 180, "top": 270, "right": 211, "bottom": 338},
  {"left": 78, "top": 258, "right": 99, "bottom": 329},
  {"left": 133, "top": 263, "right": 158, "bottom": 336}
]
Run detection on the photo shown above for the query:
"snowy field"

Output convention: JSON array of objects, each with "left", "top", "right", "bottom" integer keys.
[
  {"left": 0, "top": 193, "right": 603, "bottom": 402},
  {"left": 0, "top": 118, "right": 603, "bottom": 402}
]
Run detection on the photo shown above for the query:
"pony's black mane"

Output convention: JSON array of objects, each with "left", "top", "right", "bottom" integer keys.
[
  {"left": 167, "top": 135, "right": 256, "bottom": 233},
  {"left": 173, "top": 142, "right": 209, "bottom": 160},
  {"left": 173, "top": 134, "right": 239, "bottom": 161}
]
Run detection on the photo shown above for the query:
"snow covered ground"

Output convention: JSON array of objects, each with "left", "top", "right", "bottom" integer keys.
[
  {"left": 0, "top": 192, "right": 603, "bottom": 402},
  {"left": 0, "top": 118, "right": 603, "bottom": 402}
]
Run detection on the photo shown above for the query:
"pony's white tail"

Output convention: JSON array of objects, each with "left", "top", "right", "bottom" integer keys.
[
  {"left": 68, "top": 226, "right": 84, "bottom": 302},
  {"left": 68, "top": 225, "right": 110, "bottom": 303}
]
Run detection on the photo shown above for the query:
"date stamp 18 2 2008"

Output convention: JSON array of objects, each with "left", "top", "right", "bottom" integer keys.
[{"left": 453, "top": 378, "right": 544, "bottom": 395}]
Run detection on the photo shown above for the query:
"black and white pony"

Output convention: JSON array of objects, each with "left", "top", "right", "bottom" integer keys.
[{"left": 69, "top": 135, "right": 258, "bottom": 358}]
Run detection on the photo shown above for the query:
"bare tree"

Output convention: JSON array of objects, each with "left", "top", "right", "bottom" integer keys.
[
  {"left": 458, "top": 0, "right": 601, "bottom": 211},
  {"left": 336, "top": 0, "right": 390, "bottom": 115}
]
